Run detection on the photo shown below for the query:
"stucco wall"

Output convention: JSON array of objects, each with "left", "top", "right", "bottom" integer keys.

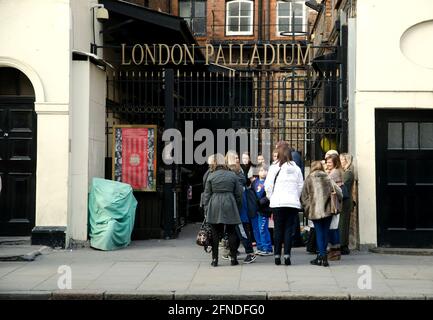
[
  {"left": 0, "top": 0, "right": 72, "bottom": 227},
  {"left": 68, "top": 1, "right": 107, "bottom": 242},
  {"left": 354, "top": 0, "right": 433, "bottom": 247}
]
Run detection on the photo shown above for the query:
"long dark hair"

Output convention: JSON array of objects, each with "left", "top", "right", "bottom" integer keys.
[{"left": 277, "top": 144, "right": 293, "bottom": 167}]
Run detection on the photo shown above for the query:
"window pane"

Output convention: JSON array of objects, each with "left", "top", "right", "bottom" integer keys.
[
  {"left": 279, "top": 18, "right": 290, "bottom": 32},
  {"left": 293, "top": 2, "right": 303, "bottom": 15},
  {"left": 179, "top": 1, "right": 191, "bottom": 18},
  {"left": 239, "top": 17, "right": 250, "bottom": 31},
  {"left": 195, "top": 0, "right": 206, "bottom": 17},
  {"left": 294, "top": 17, "right": 303, "bottom": 32},
  {"left": 420, "top": 123, "right": 433, "bottom": 149},
  {"left": 240, "top": 2, "right": 251, "bottom": 15},
  {"left": 228, "top": 17, "right": 239, "bottom": 32},
  {"left": 388, "top": 122, "right": 402, "bottom": 149},
  {"left": 193, "top": 17, "right": 206, "bottom": 34},
  {"left": 228, "top": 2, "right": 240, "bottom": 16},
  {"left": 404, "top": 122, "right": 419, "bottom": 149},
  {"left": 278, "top": 2, "right": 290, "bottom": 16}
]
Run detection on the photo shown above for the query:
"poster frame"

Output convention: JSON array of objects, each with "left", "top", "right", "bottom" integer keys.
[{"left": 112, "top": 124, "right": 158, "bottom": 192}]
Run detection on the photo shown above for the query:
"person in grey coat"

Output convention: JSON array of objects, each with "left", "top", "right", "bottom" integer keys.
[
  {"left": 202, "top": 154, "right": 242, "bottom": 267},
  {"left": 301, "top": 161, "right": 342, "bottom": 267},
  {"left": 339, "top": 153, "right": 355, "bottom": 255}
]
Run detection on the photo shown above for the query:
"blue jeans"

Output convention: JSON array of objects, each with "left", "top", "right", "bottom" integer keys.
[
  {"left": 235, "top": 223, "right": 254, "bottom": 254},
  {"left": 328, "top": 228, "right": 340, "bottom": 246},
  {"left": 313, "top": 216, "right": 333, "bottom": 256},
  {"left": 256, "top": 214, "right": 272, "bottom": 252},
  {"left": 273, "top": 207, "right": 298, "bottom": 257}
]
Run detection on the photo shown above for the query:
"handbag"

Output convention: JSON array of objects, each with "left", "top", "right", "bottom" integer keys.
[
  {"left": 306, "top": 227, "right": 318, "bottom": 253},
  {"left": 330, "top": 181, "right": 342, "bottom": 215},
  {"left": 196, "top": 220, "right": 213, "bottom": 253}
]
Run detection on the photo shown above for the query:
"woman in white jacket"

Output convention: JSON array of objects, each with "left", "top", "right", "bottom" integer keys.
[{"left": 264, "top": 144, "right": 304, "bottom": 265}]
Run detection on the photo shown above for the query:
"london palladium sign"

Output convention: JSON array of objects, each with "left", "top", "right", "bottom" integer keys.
[{"left": 121, "top": 43, "right": 312, "bottom": 66}]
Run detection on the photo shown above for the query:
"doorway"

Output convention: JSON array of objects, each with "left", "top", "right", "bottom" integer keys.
[
  {"left": 0, "top": 67, "right": 37, "bottom": 236},
  {"left": 376, "top": 109, "right": 433, "bottom": 248}
]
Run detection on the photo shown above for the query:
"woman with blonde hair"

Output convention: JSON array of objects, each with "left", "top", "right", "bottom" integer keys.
[
  {"left": 225, "top": 150, "right": 257, "bottom": 264},
  {"left": 339, "top": 153, "right": 355, "bottom": 255},
  {"left": 301, "top": 161, "right": 342, "bottom": 266},
  {"left": 202, "top": 153, "right": 242, "bottom": 267},
  {"left": 325, "top": 153, "right": 344, "bottom": 260}
]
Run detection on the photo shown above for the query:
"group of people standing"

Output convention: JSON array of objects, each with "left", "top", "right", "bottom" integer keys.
[{"left": 201, "top": 142, "right": 354, "bottom": 268}]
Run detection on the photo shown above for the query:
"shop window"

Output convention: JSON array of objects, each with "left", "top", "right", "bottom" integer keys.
[
  {"left": 277, "top": 0, "right": 306, "bottom": 36},
  {"left": 179, "top": 0, "right": 207, "bottom": 36},
  {"left": 388, "top": 121, "right": 433, "bottom": 150},
  {"left": 388, "top": 122, "right": 402, "bottom": 149},
  {"left": 226, "top": 0, "right": 253, "bottom": 36},
  {"left": 404, "top": 122, "right": 418, "bottom": 149},
  {"left": 420, "top": 123, "right": 433, "bottom": 149}
]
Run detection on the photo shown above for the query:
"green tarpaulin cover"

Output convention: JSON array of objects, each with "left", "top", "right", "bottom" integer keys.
[{"left": 88, "top": 178, "right": 137, "bottom": 251}]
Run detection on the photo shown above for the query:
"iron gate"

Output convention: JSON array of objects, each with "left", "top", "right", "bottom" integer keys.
[{"left": 106, "top": 63, "right": 347, "bottom": 238}]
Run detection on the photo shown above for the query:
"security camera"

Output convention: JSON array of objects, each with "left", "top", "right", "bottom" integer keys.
[{"left": 96, "top": 7, "right": 109, "bottom": 22}]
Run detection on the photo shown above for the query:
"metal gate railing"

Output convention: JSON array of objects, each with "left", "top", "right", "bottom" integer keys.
[{"left": 106, "top": 61, "right": 347, "bottom": 238}]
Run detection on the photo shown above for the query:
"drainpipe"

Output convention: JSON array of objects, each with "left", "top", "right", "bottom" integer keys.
[{"left": 267, "top": 0, "right": 270, "bottom": 41}]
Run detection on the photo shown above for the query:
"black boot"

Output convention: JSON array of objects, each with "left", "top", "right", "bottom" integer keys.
[
  {"left": 211, "top": 258, "right": 218, "bottom": 267},
  {"left": 230, "top": 257, "right": 239, "bottom": 266},
  {"left": 310, "top": 254, "right": 322, "bottom": 266},
  {"left": 321, "top": 255, "right": 329, "bottom": 267},
  {"left": 274, "top": 256, "right": 281, "bottom": 265}
]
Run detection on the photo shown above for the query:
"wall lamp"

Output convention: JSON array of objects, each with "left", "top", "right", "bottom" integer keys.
[
  {"left": 90, "top": 4, "right": 109, "bottom": 54},
  {"left": 91, "top": 4, "right": 109, "bottom": 23},
  {"left": 305, "top": 0, "right": 323, "bottom": 12}
]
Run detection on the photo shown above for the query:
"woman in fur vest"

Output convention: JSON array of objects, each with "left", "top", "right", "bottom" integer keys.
[{"left": 301, "top": 161, "right": 343, "bottom": 267}]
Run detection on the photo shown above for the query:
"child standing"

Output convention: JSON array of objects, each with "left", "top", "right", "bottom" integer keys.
[{"left": 252, "top": 164, "right": 273, "bottom": 256}]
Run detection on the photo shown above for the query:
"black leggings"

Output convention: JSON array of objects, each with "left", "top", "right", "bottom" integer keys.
[
  {"left": 210, "top": 224, "right": 237, "bottom": 260},
  {"left": 273, "top": 207, "right": 299, "bottom": 257}
]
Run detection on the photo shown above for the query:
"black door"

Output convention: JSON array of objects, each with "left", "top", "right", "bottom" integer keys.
[
  {"left": 376, "top": 109, "right": 433, "bottom": 248},
  {"left": 0, "top": 97, "right": 37, "bottom": 236}
]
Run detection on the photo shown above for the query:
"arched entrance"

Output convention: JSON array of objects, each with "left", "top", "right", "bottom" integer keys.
[{"left": 0, "top": 67, "right": 37, "bottom": 236}]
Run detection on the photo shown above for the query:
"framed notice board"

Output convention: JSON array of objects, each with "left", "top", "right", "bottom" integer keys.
[{"left": 112, "top": 125, "right": 157, "bottom": 192}]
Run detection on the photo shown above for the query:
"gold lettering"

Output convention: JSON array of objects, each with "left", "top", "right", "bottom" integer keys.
[
  {"left": 144, "top": 44, "right": 156, "bottom": 65},
  {"left": 250, "top": 44, "right": 261, "bottom": 65},
  {"left": 183, "top": 44, "right": 195, "bottom": 65},
  {"left": 276, "top": 43, "right": 281, "bottom": 65},
  {"left": 283, "top": 44, "right": 294, "bottom": 65},
  {"left": 239, "top": 44, "right": 249, "bottom": 66},
  {"left": 132, "top": 44, "right": 144, "bottom": 65},
  {"left": 158, "top": 44, "right": 170, "bottom": 65},
  {"left": 215, "top": 45, "right": 226, "bottom": 65},
  {"left": 205, "top": 44, "right": 214, "bottom": 65},
  {"left": 263, "top": 44, "right": 275, "bottom": 65},
  {"left": 121, "top": 43, "right": 131, "bottom": 65},
  {"left": 297, "top": 43, "right": 311, "bottom": 65},
  {"left": 171, "top": 44, "right": 183, "bottom": 65},
  {"left": 228, "top": 44, "right": 238, "bottom": 65}
]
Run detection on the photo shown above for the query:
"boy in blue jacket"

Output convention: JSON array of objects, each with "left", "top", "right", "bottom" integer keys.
[{"left": 252, "top": 165, "right": 273, "bottom": 255}]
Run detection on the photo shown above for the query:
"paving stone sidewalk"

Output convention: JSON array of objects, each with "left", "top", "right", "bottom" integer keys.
[{"left": 0, "top": 224, "right": 432, "bottom": 300}]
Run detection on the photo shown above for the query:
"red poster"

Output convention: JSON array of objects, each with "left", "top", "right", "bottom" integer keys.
[
  {"left": 113, "top": 125, "right": 157, "bottom": 192},
  {"left": 122, "top": 128, "right": 147, "bottom": 190}
]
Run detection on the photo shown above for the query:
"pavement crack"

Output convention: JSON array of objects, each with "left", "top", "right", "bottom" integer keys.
[
  {"left": 185, "top": 262, "right": 201, "bottom": 292},
  {"left": 134, "top": 261, "right": 158, "bottom": 290}
]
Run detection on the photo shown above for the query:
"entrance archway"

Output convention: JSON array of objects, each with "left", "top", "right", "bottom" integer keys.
[{"left": 0, "top": 67, "right": 37, "bottom": 236}]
